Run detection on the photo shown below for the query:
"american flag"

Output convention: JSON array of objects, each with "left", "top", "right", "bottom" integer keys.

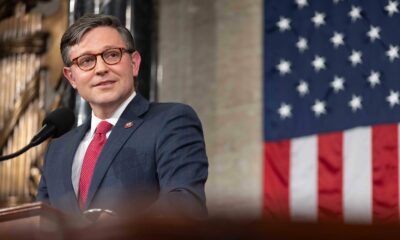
[{"left": 264, "top": 0, "right": 400, "bottom": 223}]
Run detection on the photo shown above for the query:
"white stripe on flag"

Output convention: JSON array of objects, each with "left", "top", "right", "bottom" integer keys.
[
  {"left": 343, "top": 127, "right": 372, "bottom": 224},
  {"left": 290, "top": 135, "right": 317, "bottom": 221}
]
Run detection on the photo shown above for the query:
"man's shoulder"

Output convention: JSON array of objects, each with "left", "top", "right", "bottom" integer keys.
[
  {"left": 147, "top": 101, "right": 198, "bottom": 118},
  {"left": 149, "top": 101, "right": 192, "bottom": 110}
]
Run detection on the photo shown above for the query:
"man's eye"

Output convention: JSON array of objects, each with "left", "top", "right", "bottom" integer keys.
[
  {"left": 105, "top": 51, "right": 120, "bottom": 59},
  {"left": 79, "top": 56, "right": 94, "bottom": 65}
]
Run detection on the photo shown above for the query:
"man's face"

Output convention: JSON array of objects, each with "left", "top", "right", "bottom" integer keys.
[{"left": 63, "top": 26, "right": 141, "bottom": 115}]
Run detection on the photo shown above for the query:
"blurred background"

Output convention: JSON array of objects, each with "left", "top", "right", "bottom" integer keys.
[{"left": 0, "top": 0, "right": 262, "bottom": 219}]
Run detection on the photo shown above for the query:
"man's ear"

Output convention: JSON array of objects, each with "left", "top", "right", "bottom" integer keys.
[
  {"left": 131, "top": 51, "right": 141, "bottom": 77},
  {"left": 63, "top": 67, "right": 77, "bottom": 89}
]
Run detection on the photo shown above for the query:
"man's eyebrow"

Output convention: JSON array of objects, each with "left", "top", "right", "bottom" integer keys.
[{"left": 73, "top": 46, "right": 123, "bottom": 57}]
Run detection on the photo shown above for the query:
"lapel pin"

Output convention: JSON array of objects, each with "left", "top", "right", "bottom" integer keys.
[{"left": 124, "top": 121, "right": 134, "bottom": 129}]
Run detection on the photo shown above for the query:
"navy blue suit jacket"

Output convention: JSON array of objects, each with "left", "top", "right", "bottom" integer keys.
[{"left": 36, "top": 94, "right": 208, "bottom": 218}]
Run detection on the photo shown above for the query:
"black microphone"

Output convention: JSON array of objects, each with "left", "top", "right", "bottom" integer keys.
[
  {"left": 0, "top": 108, "right": 75, "bottom": 161},
  {"left": 30, "top": 108, "right": 76, "bottom": 146}
]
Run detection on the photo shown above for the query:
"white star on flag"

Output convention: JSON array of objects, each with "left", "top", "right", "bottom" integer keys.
[
  {"left": 349, "top": 50, "right": 362, "bottom": 66},
  {"left": 311, "top": 12, "right": 326, "bottom": 28},
  {"left": 278, "top": 103, "right": 292, "bottom": 119},
  {"left": 387, "top": 90, "right": 400, "bottom": 107},
  {"left": 331, "top": 76, "right": 345, "bottom": 92},
  {"left": 277, "top": 17, "right": 291, "bottom": 32},
  {"left": 311, "top": 99, "right": 327, "bottom": 117},
  {"left": 386, "top": 45, "right": 399, "bottom": 62},
  {"left": 367, "top": 26, "right": 381, "bottom": 42},
  {"left": 276, "top": 59, "right": 291, "bottom": 75},
  {"left": 330, "top": 32, "right": 345, "bottom": 48},
  {"left": 367, "top": 70, "right": 381, "bottom": 88},
  {"left": 349, "top": 5, "right": 362, "bottom": 22},
  {"left": 385, "top": 0, "right": 399, "bottom": 16},
  {"left": 296, "top": 37, "right": 308, "bottom": 52},
  {"left": 295, "top": 0, "right": 308, "bottom": 9},
  {"left": 349, "top": 95, "right": 362, "bottom": 112},
  {"left": 311, "top": 55, "right": 326, "bottom": 72},
  {"left": 297, "top": 80, "right": 309, "bottom": 96}
]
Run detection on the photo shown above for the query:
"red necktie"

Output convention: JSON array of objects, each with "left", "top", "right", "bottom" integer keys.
[{"left": 78, "top": 121, "right": 113, "bottom": 209}]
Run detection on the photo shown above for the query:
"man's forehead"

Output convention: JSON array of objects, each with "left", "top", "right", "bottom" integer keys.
[{"left": 69, "top": 27, "right": 125, "bottom": 57}]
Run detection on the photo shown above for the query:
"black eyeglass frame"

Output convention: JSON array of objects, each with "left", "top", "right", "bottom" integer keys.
[{"left": 70, "top": 48, "right": 134, "bottom": 71}]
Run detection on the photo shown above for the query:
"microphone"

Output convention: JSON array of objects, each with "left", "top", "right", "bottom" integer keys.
[
  {"left": 30, "top": 108, "right": 76, "bottom": 146},
  {"left": 0, "top": 108, "right": 75, "bottom": 161}
]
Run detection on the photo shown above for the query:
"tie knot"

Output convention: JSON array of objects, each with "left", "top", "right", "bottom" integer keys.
[{"left": 95, "top": 121, "right": 113, "bottom": 134}]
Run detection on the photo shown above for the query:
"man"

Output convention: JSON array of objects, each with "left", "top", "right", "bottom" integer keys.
[{"left": 36, "top": 14, "right": 208, "bottom": 219}]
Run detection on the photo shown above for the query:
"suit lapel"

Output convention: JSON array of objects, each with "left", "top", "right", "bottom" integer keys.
[
  {"left": 60, "top": 122, "right": 89, "bottom": 213},
  {"left": 84, "top": 94, "right": 149, "bottom": 209}
]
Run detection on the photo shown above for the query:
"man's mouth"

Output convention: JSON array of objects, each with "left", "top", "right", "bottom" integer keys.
[{"left": 95, "top": 80, "right": 116, "bottom": 87}]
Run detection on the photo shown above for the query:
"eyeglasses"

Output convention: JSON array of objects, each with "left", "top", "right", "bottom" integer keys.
[{"left": 71, "top": 48, "right": 133, "bottom": 71}]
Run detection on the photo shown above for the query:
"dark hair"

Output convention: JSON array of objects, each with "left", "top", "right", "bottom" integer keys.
[{"left": 60, "top": 14, "right": 135, "bottom": 66}]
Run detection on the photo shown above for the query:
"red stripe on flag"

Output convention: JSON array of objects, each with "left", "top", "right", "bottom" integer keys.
[
  {"left": 318, "top": 132, "right": 343, "bottom": 222},
  {"left": 372, "top": 124, "right": 399, "bottom": 223},
  {"left": 263, "top": 141, "right": 290, "bottom": 220}
]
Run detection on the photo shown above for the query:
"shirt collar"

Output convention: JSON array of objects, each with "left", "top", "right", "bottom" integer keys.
[{"left": 89, "top": 91, "right": 136, "bottom": 136}]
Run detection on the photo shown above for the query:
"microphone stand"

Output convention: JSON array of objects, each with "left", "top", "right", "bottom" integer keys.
[
  {"left": 0, "top": 108, "right": 75, "bottom": 162},
  {"left": 0, "top": 143, "right": 36, "bottom": 161},
  {"left": 0, "top": 125, "right": 55, "bottom": 161}
]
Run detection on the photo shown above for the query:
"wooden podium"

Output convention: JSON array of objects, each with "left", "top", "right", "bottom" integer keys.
[
  {"left": 1, "top": 203, "right": 400, "bottom": 239},
  {"left": 0, "top": 202, "right": 67, "bottom": 233}
]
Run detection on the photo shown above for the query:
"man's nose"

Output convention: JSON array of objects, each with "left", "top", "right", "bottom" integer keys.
[{"left": 94, "top": 55, "right": 109, "bottom": 74}]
